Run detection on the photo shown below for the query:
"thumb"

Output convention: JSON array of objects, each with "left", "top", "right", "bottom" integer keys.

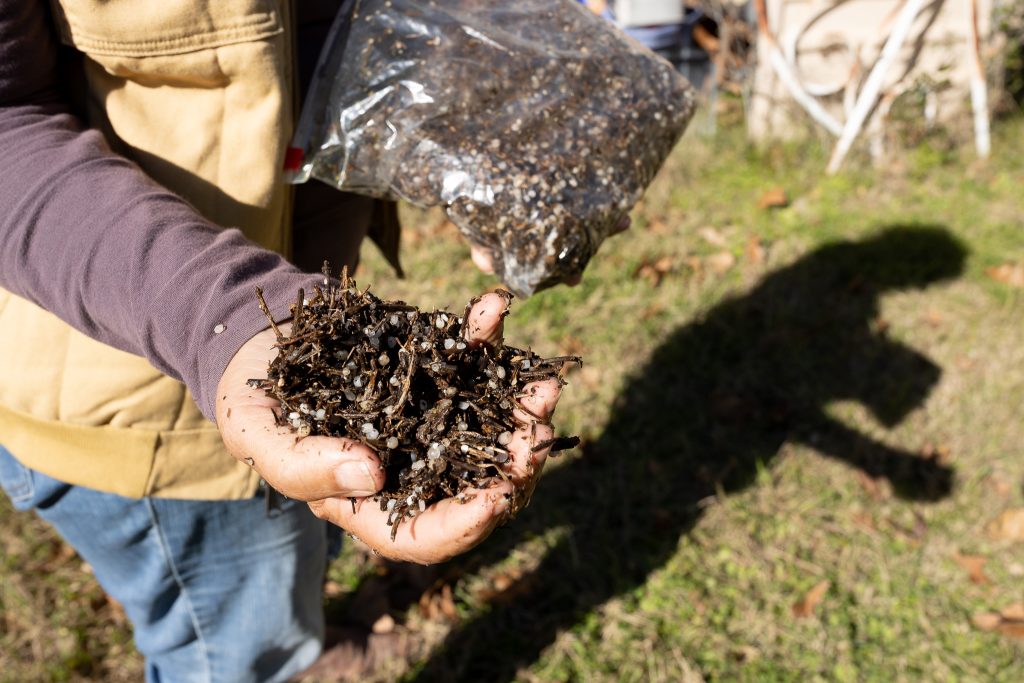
[
  {"left": 223, "top": 405, "right": 385, "bottom": 500},
  {"left": 462, "top": 290, "right": 512, "bottom": 347},
  {"left": 216, "top": 327, "right": 385, "bottom": 500}
]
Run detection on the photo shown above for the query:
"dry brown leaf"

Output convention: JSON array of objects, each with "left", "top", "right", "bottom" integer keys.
[
  {"left": 973, "top": 605, "right": 1024, "bottom": 640},
  {"left": 973, "top": 612, "right": 1002, "bottom": 631},
  {"left": 987, "top": 508, "right": 1024, "bottom": 541},
  {"left": 576, "top": 366, "right": 602, "bottom": 390},
  {"left": 477, "top": 568, "right": 538, "bottom": 605},
  {"left": 559, "top": 335, "right": 587, "bottom": 377},
  {"left": 757, "top": 187, "right": 789, "bottom": 209},
  {"left": 746, "top": 235, "right": 766, "bottom": 266},
  {"left": 923, "top": 309, "right": 944, "bottom": 327},
  {"left": 953, "top": 553, "right": 991, "bottom": 585},
  {"left": 856, "top": 471, "right": 884, "bottom": 501},
  {"left": 647, "top": 218, "right": 669, "bottom": 235},
  {"left": 371, "top": 613, "right": 396, "bottom": 634},
  {"left": 427, "top": 218, "right": 458, "bottom": 237},
  {"left": 640, "top": 302, "right": 665, "bottom": 321},
  {"left": 438, "top": 584, "right": 458, "bottom": 621},
  {"left": 698, "top": 226, "right": 728, "bottom": 247},
  {"left": 418, "top": 582, "right": 459, "bottom": 623},
  {"left": 921, "top": 442, "right": 952, "bottom": 465},
  {"left": 418, "top": 590, "right": 439, "bottom": 621},
  {"left": 1002, "top": 603, "right": 1024, "bottom": 620},
  {"left": 492, "top": 574, "right": 515, "bottom": 592},
  {"left": 634, "top": 255, "right": 675, "bottom": 287},
  {"left": 792, "top": 580, "right": 830, "bottom": 618},
  {"left": 987, "top": 475, "right": 1012, "bottom": 497},
  {"left": 996, "top": 621, "right": 1024, "bottom": 639},
  {"left": 707, "top": 251, "right": 736, "bottom": 275},
  {"left": 559, "top": 334, "right": 587, "bottom": 358},
  {"left": 685, "top": 255, "right": 704, "bottom": 277},
  {"left": 731, "top": 645, "right": 760, "bottom": 662},
  {"left": 986, "top": 263, "right": 1024, "bottom": 288},
  {"left": 851, "top": 511, "right": 877, "bottom": 533}
]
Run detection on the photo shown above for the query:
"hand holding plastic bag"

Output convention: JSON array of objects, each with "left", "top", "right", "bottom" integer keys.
[{"left": 289, "top": 0, "right": 696, "bottom": 295}]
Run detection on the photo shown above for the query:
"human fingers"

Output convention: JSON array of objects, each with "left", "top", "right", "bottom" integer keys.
[
  {"left": 216, "top": 328, "right": 385, "bottom": 500},
  {"left": 504, "top": 378, "right": 562, "bottom": 485},
  {"left": 308, "top": 482, "right": 512, "bottom": 564},
  {"left": 470, "top": 244, "right": 496, "bottom": 274},
  {"left": 462, "top": 291, "right": 511, "bottom": 347}
]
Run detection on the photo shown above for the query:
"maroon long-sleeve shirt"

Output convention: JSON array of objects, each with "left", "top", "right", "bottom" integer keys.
[{"left": 0, "top": 0, "right": 323, "bottom": 422}]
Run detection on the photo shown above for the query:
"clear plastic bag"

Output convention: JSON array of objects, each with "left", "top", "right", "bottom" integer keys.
[{"left": 288, "top": 0, "right": 696, "bottom": 295}]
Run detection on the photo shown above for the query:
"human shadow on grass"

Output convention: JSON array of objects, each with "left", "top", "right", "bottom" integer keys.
[{"left": 398, "top": 225, "right": 966, "bottom": 681}]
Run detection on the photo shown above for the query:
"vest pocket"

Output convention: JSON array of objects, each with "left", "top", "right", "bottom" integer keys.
[{"left": 50, "top": 0, "right": 283, "bottom": 57}]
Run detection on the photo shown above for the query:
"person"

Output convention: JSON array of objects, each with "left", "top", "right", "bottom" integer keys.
[{"left": 0, "top": 1, "right": 562, "bottom": 681}]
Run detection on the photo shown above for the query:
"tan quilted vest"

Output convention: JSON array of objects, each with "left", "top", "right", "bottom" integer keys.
[{"left": 0, "top": 0, "right": 298, "bottom": 499}]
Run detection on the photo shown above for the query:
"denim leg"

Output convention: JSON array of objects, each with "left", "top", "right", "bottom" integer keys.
[{"left": 0, "top": 446, "right": 326, "bottom": 683}]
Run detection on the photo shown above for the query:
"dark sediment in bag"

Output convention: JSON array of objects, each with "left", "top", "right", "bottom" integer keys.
[{"left": 290, "top": 0, "right": 697, "bottom": 295}]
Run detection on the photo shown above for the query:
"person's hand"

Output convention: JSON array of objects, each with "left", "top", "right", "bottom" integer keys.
[
  {"left": 469, "top": 214, "right": 631, "bottom": 284},
  {"left": 216, "top": 293, "right": 560, "bottom": 564}
]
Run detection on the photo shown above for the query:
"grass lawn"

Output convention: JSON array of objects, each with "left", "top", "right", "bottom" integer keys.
[{"left": 3, "top": 111, "right": 1024, "bottom": 682}]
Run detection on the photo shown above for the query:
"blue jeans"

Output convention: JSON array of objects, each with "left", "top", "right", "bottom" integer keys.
[{"left": 0, "top": 445, "right": 326, "bottom": 683}]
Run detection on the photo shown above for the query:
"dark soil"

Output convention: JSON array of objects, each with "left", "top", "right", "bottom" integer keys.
[{"left": 250, "top": 266, "right": 580, "bottom": 538}]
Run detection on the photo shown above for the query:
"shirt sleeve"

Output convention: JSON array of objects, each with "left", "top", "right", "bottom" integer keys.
[{"left": 0, "top": 0, "right": 318, "bottom": 422}]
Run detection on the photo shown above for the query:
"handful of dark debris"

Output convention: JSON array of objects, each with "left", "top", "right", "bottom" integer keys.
[{"left": 249, "top": 267, "right": 581, "bottom": 539}]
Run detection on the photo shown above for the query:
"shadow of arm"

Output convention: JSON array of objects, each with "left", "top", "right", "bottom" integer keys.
[{"left": 793, "top": 413, "right": 953, "bottom": 501}]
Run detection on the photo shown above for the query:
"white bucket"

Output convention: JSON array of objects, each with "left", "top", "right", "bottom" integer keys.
[{"left": 613, "top": 0, "right": 684, "bottom": 27}]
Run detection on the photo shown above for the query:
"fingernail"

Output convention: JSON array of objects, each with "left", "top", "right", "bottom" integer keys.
[
  {"left": 493, "top": 494, "right": 510, "bottom": 515},
  {"left": 337, "top": 461, "right": 378, "bottom": 496}
]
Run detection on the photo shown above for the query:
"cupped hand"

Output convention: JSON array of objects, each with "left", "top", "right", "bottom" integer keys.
[{"left": 215, "top": 292, "right": 560, "bottom": 564}]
